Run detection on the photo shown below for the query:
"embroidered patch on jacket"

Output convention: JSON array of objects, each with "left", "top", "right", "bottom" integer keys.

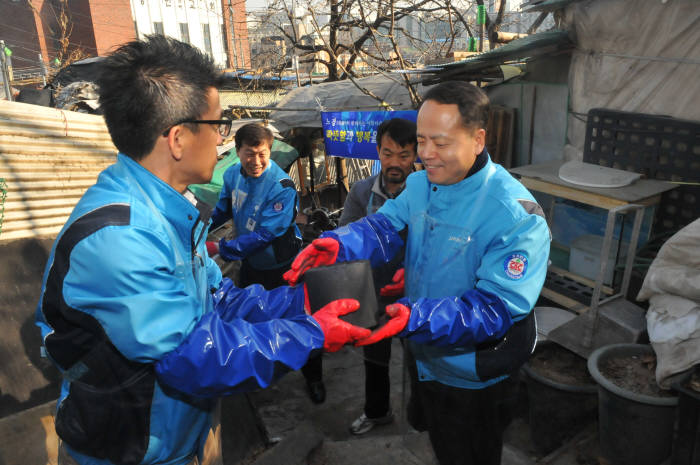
[
  {"left": 273, "top": 202, "right": 283, "bottom": 212},
  {"left": 504, "top": 253, "right": 528, "bottom": 280}
]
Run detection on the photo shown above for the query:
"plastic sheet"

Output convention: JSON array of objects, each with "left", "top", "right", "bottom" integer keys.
[{"left": 563, "top": 0, "right": 700, "bottom": 158}]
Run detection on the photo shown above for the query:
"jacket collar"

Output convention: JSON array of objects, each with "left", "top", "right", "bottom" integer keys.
[
  {"left": 117, "top": 153, "right": 204, "bottom": 245},
  {"left": 372, "top": 173, "right": 406, "bottom": 200},
  {"left": 427, "top": 150, "right": 495, "bottom": 196}
]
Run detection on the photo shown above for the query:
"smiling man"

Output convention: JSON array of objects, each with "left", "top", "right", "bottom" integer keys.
[
  {"left": 210, "top": 123, "right": 302, "bottom": 289},
  {"left": 283, "top": 81, "right": 551, "bottom": 465},
  {"left": 209, "top": 123, "right": 329, "bottom": 403},
  {"left": 35, "top": 37, "right": 369, "bottom": 465}
]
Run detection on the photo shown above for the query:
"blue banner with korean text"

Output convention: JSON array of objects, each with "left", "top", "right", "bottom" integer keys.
[{"left": 321, "top": 110, "right": 418, "bottom": 160}]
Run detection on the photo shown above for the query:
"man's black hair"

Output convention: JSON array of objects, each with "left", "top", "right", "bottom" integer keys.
[
  {"left": 235, "top": 123, "right": 273, "bottom": 150},
  {"left": 422, "top": 81, "right": 490, "bottom": 132},
  {"left": 376, "top": 118, "right": 417, "bottom": 151},
  {"left": 96, "top": 35, "right": 223, "bottom": 160}
]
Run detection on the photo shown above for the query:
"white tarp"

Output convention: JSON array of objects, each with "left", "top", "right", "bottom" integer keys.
[
  {"left": 269, "top": 75, "right": 430, "bottom": 132},
  {"left": 637, "top": 218, "right": 700, "bottom": 388},
  {"left": 562, "top": 0, "right": 700, "bottom": 160}
]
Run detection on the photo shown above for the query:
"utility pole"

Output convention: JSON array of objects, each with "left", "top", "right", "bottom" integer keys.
[
  {"left": 0, "top": 40, "right": 13, "bottom": 100},
  {"left": 291, "top": 0, "right": 301, "bottom": 87},
  {"left": 477, "top": 5, "right": 486, "bottom": 52},
  {"left": 293, "top": 55, "right": 301, "bottom": 87},
  {"left": 39, "top": 53, "right": 47, "bottom": 86}
]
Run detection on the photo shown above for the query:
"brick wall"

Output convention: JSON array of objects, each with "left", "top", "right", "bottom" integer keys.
[
  {"left": 222, "top": 0, "right": 251, "bottom": 69},
  {"left": 0, "top": 1, "right": 50, "bottom": 67},
  {"left": 0, "top": 0, "right": 134, "bottom": 74},
  {"left": 85, "top": 0, "right": 135, "bottom": 55}
]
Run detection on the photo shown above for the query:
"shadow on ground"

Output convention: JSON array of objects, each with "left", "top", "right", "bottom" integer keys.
[{"left": 248, "top": 339, "right": 604, "bottom": 465}]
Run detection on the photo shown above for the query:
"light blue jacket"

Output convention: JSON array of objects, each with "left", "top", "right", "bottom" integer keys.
[
  {"left": 212, "top": 160, "right": 301, "bottom": 270},
  {"left": 35, "top": 154, "right": 323, "bottom": 464},
  {"left": 322, "top": 155, "right": 550, "bottom": 389}
]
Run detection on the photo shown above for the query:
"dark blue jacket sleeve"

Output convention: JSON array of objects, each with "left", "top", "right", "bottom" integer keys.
[
  {"left": 210, "top": 166, "right": 235, "bottom": 231},
  {"left": 397, "top": 289, "right": 513, "bottom": 347},
  {"left": 210, "top": 206, "right": 230, "bottom": 231},
  {"left": 155, "top": 283, "right": 323, "bottom": 397},
  {"left": 212, "top": 278, "right": 307, "bottom": 321},
  {"left": 321, "top": 213, "right": 403, "bottom": 268},
  {"left": 218, "top": 229, "right": 275, "bottom": 261}
]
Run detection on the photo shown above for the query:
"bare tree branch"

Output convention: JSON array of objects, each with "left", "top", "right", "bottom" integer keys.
[{"left": 527, "top": 11, "right": 549, "bottom": 34}]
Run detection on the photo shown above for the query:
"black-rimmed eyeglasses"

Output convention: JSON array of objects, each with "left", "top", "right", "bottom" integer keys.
[{"left": 162, "top": 118, "right": 232, "bottom": 137}]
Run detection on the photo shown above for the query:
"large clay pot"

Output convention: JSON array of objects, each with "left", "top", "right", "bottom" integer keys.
[
  {"left": 671, "top": 367, "right": 700, "bottom": 465},
  {"left": 522, "top": 341, "right": 597, "bottom": 454},
  {"left": 588, "top": 343, "right": 679, "bottom": 465}
]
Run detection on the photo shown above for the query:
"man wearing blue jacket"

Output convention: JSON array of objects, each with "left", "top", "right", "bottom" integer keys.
[
  {"left": 210, "top": 123, "right": 302, "bottom": 289},
  {"left": 35, "top": 36, "right": 369, "bottom": 465},
  {"left": 285, "top": 81, "right": 550, "bottom": 465},
  {"left": 209, "top": 122, "right": 325, "bottom": 403}
]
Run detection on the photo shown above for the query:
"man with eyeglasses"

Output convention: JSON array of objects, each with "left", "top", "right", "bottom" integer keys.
[{"left": 35, "top": 36, "right": 370, "bottom": 465}]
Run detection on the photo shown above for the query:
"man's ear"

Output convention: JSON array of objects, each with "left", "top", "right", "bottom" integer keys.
[
  {"left": 474, "top": 128, "right": 486, "bottom": 154},
  {"left": 166, "top": 125, "right": 186, "bottom": 161}
]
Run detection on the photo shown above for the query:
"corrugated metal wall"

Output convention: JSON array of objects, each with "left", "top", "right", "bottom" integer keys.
[{"left": 0, "top": 101, "right": 117, "bottom": 242}]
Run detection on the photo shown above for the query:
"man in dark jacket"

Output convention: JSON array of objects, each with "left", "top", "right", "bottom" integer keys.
[{"left": 339, "top": 118, "right": 417, "bottom": 434}]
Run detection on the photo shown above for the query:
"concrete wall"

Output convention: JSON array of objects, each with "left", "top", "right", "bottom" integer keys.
[{"left": 130, "top": 0, "right": 229, "bottom": 67}]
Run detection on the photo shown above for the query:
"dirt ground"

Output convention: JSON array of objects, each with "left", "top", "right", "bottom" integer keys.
[
  {"left": 528, "top": 343, "right": 595, "bottom": 386},
  {"left": 601, "top": 354, "right": 676, "bottom": 398},
  {"left": 248, "top": 339, "right": 609, "bottom": 465}
]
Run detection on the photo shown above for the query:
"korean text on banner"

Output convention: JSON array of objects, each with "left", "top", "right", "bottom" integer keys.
[{"left": 321, "top": 110, "right": 417, "bottom": 160}]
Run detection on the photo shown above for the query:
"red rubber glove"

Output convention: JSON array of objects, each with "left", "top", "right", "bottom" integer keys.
[
  {"left": 205, "top": 241, "right": 219, "bottom": 257},
  {"left": 355, "top": 303, "right": 410, "bottom": 347},
  {"left": 380, "top": 268, "right": 405, "bottom": 297},
  {"left": 311, "top": 298, "right": 371, "bottom": 352},
  {"left": 283, "top": 237, "right": 340, "bottom": 286}
]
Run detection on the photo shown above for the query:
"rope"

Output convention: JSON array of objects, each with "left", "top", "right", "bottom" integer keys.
[{"left": 0, "top": 178, "right": 6, "bottom": 237}]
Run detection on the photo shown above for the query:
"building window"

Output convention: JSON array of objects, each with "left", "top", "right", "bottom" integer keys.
[
  {"left": 153, "top": 22, "right": 164, "bottom": 36},
  {"left": 222, "top": 24, "right": 231, "bottom": 66},
  {"left": 202, "top": 23, "right": 213, "bottom": 57},
  {"left": 179, "top": 23, "right": 190, "bottom": 43}
]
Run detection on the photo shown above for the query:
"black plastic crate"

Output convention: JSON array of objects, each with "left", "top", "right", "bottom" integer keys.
[{"left": 583, "top": 109, "right": 700, "bottom": 236}]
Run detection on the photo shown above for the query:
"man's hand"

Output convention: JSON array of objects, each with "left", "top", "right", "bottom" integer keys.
[
  {"left": 283, "top": 237, "right": 340, "bottom": 286},
  {"left": 218, "top": 238, "right": 244, "bottom": 262},
  {"left": 380, "top": 268, "right": 405, "bottom": 297},
  {"left": 311, "top": 298, "right": 371, "bottom": 352},
  {"left": 355, "top": 303, "right": 410, "bottom": 347}
]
